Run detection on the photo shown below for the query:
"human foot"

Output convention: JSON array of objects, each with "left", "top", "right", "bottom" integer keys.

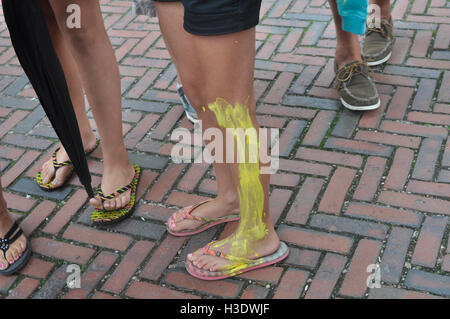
[
  {"left": 187, "top": 229, "right": 281, "bottom": 273},
  {"left": 335, "top": 60, "right": 380, "bottom": 111},
  {"left": 89, "top": 161, "right": 136, "bottom": 211},
  {"left": 362, "top": 16, "right": 394, "bottom": 66},
  {"left": 38, "top": 134, "right": 98, "bottom": 189},
  {"left": 0, "top": 209, "right": 29, "bottom": 274},
  {"left": 167, "top": 197, "right": 240, "bottom": 235}
]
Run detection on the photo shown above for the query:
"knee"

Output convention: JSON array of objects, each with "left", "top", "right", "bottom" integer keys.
[
  {"left": 63, "top": 27, "right": 97, "bottom": 55},
  {"left": 181, "top": 77, "right": 205, "bottom": 111}
]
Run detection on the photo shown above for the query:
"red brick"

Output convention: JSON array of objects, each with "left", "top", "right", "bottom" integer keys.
[
  {"left": 20, "top": 257, "right": 54, "bottom": 279},
  {"left": 378, "top": 191, "right": 450, "bottom": 215},
  {"left": 135, "top": 203, "right": 175, "bottom": 222},
  {"left": 6, "top": 278, "right": 39, "bottom": 299},
  {"left": 145, "top": 164, "right": 185, "bottom": 202},
  {"left": 264, "top": 72, "right": 295, "bottom": 104},
  {"left": 407, "top": 180, "right": 450, "bottom": 198},
  {"left": 279, "top": 159, "right": 332, "bottom": 177},
  {"left": 141, "top": 235, "right": 186, "bottom": 281},
  {"left": 412, "top": 215, "right": 448, "bottom": 268},
  {"left": 43, "top": 189, "right": 88, "bottom": 234},
  {"left": 353, "top": 157, "right": 387, "bottom": 201},
  {"left": 346, "top": 202, "right": 422, "bottom": 227},
  {"left": 103, "top": 241, "right": 155, "bottom": 294},
  {"left": 3, "top": 192, "right": 36, "bottom": 212},
  {"left": 340, "top": 239, "right": 382, "bottom": 298},
  {"left": 165, "top": 271, "right": 243, "bottom": 298},
  {"left": 63, "top": 224, "right": 132, "bottom": 251},
  {"left": 126, "top": 281, "right": 200, "bottom": 299},
  {"left": 355, "top": 130, "right": 421, "bottom": 149},
  {"left": 273, "top": 269, "right": 309, "bottom": 299},
  {"left": 286, "top": 177, "right": 324, "bottom": 224},
  {"left": 296, "top": 147, "right": 363, "bottom": 167},
  {"left": 0, "top": 110, "right": 28, "bottom": 139},
  {"left": 241, "top": 285, "right": 270, "bottom": 299},
  {"left": 2, "top": 150, "right": 40, "bottom": 187},
  {"left": 305, "top": 253, "right": 347, "bottom": 299},
  {"left": 384, "top": 148, "right": 414, "bottom": 190},
  {"left": 319, "top": 167, "right": 356, "bottom": 215},
  {"left": 125, "top": 113, "right": 159, "bottom": 148},
  {"left": 269, "top": 188, "right": 292, "bottom": 224},
  {"left": 302, "top": 110, "right": 336, "bottom": 146},
  {"left": 238, "top": 266, "right": 284, "bottom": 284},
  {"left": 65, "top": 251, "right": 118, "bottom": 299},
  {"left": 31, "top": 237, "right": 95, "bottom": 265},
  {"left": 278, "top": 225, "right": 353, "bottom": 254}
]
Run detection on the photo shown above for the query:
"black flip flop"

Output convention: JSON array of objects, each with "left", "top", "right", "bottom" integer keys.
[{"left": 0, "top": 222, "right": 32, "bottom": 276}]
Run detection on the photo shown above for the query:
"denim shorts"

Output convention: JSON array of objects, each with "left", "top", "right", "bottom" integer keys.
[{"left": 154, "top": 0, "right": 262, "bottom": 36}]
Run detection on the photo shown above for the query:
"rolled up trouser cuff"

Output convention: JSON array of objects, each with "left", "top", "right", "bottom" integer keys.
[{"left": 341, "top": 15, "right": 367, "bottom": 35}]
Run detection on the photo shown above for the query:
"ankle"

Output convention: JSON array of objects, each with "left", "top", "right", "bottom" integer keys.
[
  {"left": 217, "top": 194, "right": 239, "bottom": 210},
  {"left": 80, "top": 130, "right": 96, "bottom": 146},
  {"left": 335, "top": 50, "right": 362, "bottom": 69}
]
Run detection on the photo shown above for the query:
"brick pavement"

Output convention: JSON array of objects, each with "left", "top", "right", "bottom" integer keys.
[{"left": 0, "top": 0, "right": 449, "bottom": 299}]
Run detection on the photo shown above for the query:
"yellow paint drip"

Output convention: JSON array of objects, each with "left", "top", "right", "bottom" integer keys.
[{"left": 207, "top": 98, "right": 268, "bottom": 273}]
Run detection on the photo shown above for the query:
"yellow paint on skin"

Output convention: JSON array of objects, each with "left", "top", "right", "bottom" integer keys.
[{"left": 207, "top": 98, "right": 268, "bottom": 273}]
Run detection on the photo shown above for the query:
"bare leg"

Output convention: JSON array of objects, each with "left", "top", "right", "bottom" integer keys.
[
  {"left": 328, "top": 0, "right": 362, "bottom": 69},
  {"left": 157, "top": 2, "right": 240, "bottom": 233},
  {"left": 370, "top": 0, "right": 391, "bottom": 20},
  {"left": 0, "top": 179, "right": 27, "bottom": 270},
  {"left": 40, "top": 0, "right": 97, "bottom": 187},
  {"left": 47, "top": 0, "right": 134, "bottom": 210},
  {"left": 186, "top": 29, "right": 280, "bottom": 271},
  {"left": 156, "top": 1, "right": 279, "bottom": 270}
]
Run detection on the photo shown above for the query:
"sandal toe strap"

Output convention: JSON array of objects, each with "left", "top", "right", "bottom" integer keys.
[
  {"left": 98, "top": 184, "right": 133, "bottom": 201},
  {"left": 202, "top": 242, "right": 253, "bottom": 265},
  {"left": 52, "top": 147, "right": 73, "bottom": 169},
  {"left": 0, "top": 222, "right": 24, "bottom": 257}
]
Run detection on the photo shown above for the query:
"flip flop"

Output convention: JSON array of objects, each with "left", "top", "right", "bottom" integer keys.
[
  {"left": 91, "top": 164, "right": 141, "bottom": 226},
  {"left": 185, "top": 241, "right": 289, "bottom": 281},
  {"left": 0, "top": 222, "right": 32, "bottom": 276},
  {"left": 167, "top": 200, "right": 240, "bottom": 237},
  {"left": 36, "top": 139, "right": 100, "bottom": 191}
]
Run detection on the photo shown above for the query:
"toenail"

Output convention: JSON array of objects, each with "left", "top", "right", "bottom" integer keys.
[
  {"left": 9, "top": 260, "right": 14, "bottom": 264},
  {"left": 53, "top": 179, "right": 59, "bottom": 185},
  {"left": 0, "top": 263, "right": 5, "bottom": 269},
  {"left": 14, "top": 256, "right": 18, "bottom": 261},
  {"left": 187, "top": 253, "right": 192, "bottom": 259}
]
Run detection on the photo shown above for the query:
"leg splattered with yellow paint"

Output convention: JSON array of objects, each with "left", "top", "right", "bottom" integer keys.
[
  {"left": 185, "top": 99, "right": 289, "bottom": 280},
  {"left": 153, "top": 1, "right": 288, "bottom": 280}
]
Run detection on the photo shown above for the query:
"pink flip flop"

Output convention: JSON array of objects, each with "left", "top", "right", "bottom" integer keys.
[
  {"left": 185, "top": 241, "right": 289, "bottom": 281},
  {"left": 167, "top": 200, "right": 240, "bottom": 237}
]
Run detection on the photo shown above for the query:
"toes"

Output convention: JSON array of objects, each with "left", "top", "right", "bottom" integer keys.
[
  {"left": 11, "top": 246, "right": 20, "bottom": 262},
  {"left": 90, "top": 197, "right": 102, "bottom": 209},
  {"left": 41, "top": 162, "right": 54, "bottom": 183},
  {"left": 5, "top": 249, "right": 15, "bottom": 265},
  {"left": 115, "top": 197, "right": 122, "bottom": 210},
  {"left": 103, "top": 199, "right": 113, "bottom": 211},
  {"left": 0, "top": 258, "right": 8, "bottom": 270}
]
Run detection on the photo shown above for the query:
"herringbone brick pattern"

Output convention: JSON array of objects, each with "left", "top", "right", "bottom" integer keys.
[{"left": 0, "top": 0, "right": 449, "bottom": 299}]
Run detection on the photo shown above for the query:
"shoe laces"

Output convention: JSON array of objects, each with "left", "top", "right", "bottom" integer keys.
[
  {"left": 335, "top": 61, "right": 368, "bottom": 89},
  {"left": 367, "top": 20, "right": 392, "bottom": 39}
]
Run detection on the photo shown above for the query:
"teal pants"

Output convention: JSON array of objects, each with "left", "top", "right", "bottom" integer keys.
[{"left": 336, "top": 0, "right": 368, "bottom": 35}]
